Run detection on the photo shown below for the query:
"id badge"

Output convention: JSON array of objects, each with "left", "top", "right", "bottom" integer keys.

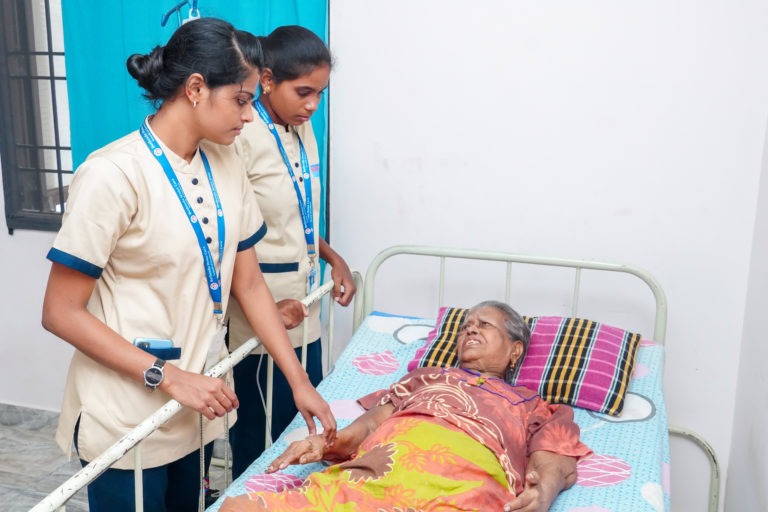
[
  {"left": 307, "top": 264, "right": 318, "bottom": 293},
  {"left": 204, "top": 323, "right": 227, "bottom": 373}
]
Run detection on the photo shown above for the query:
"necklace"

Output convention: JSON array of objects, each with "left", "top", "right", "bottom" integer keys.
[{"left": 443, "top": 367, "right": 540, "bottom": 407}]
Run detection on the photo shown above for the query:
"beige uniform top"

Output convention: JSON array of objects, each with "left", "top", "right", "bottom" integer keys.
[
  {"left": 48, "top": 124, "right": 265, "bottom": 469},
  {"left": 229, "top": 106, "right": 321, "bottom": 352}
]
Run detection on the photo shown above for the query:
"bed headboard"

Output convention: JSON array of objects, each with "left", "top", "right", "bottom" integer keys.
[{"left": 356, "top": 245, "right": 668, "bottom": 343}]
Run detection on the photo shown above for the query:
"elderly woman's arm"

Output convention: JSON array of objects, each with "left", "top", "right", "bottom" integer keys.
[
  {"left": 503, "top": 450, "right": 578, "bottom": 512},
  {"left": 266, "top": 402, "right": 395, "bottom": 473}
]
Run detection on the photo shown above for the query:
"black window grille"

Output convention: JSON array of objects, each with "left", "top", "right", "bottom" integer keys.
[{"left": 0, "top": 0, "right": 71, "bottom": 234}]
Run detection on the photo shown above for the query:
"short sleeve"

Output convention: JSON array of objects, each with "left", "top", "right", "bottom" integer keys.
[
  {"left": 357, "top": 369, "right": 426, "bottom": 411},
  {"left": 236, "top": 163, "right": 267, "bottom": 251},
  {"left": 527, "top": 401, "right": 593, "bottom": 460},
  {"left": 48, "top": 157, "right": 136, "bottom": 276},
  {"left": 357, "top": 388, "right": 391, "bottom": 410}
]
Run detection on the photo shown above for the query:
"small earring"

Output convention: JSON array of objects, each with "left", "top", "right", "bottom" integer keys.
[
  {"left": 193, "top": 100, "right": 197, "bottom": 109},
  {"left": 263, "top": 86, "right": 271, "bottom": 94}
]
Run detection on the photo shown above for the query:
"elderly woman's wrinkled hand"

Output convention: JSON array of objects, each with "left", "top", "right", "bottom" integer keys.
[
  {"left": 265, "top": 435, "right": 326, "bottom": 474},
  {"left": 503, "top": 470, "right": 556, "bottom": 512}
]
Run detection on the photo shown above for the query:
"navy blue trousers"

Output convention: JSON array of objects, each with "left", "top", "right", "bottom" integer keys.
[{"left": 79, "top": 439, "right": 212, "bottom": 512}]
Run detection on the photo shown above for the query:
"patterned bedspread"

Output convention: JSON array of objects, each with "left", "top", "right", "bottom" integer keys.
[{"left": 210, "top": 311, "right": 670, "bottom": 512}]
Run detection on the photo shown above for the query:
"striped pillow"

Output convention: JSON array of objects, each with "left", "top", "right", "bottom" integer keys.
[{"left": 409, "top": 307, "right": 642, "bottom": 416}]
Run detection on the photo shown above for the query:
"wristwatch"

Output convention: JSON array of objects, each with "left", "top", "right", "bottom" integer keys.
[{"left": 143, "top": 358, "right": 166, "bottom": 391}]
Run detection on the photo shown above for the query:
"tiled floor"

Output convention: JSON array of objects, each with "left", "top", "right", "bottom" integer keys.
[
  {"left": 0, "top": 404, "right": 226, "bottom": 511},
  {"left": 0, "top": 403, "right": 88, "bottom": 511}
]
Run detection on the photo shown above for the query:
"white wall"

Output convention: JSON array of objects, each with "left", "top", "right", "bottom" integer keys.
[
  {"left": 4, "top": 1, "right": 768, "bottom": 508},
  {"left": 725, "top": 121, "right": 768, "bottom": 510},
  {"left": 0, "top": 159, "right": 71, "bottom": 411},
  {"left": 328, "top": 1, "right": 768, "bottom": 509}
]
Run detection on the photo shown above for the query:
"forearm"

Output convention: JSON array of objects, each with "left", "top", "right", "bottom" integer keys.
[
  {"left": 325, "top": 403, "right": 394, "bottom": 460},
  {"left": 319, "top": 238, "right": 341, "bottom": 267}
]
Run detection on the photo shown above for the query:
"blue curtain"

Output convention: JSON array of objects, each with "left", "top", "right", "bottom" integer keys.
[{"left": 61, "top": 0, "right": 329, "bottom": 238}]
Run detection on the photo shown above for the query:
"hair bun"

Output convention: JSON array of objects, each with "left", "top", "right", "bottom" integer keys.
[{"left": 126, "top": 46, "right": 165, "bottom": 96}]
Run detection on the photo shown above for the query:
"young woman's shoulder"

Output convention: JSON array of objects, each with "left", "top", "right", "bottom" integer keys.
[
  {"left": 200, "top": 138, "right": 246, "bottom": 174},
  {"left": 82, "top": 130, "right": 150, "bottom": 179}
]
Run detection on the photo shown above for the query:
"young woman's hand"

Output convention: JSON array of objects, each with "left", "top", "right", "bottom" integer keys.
[
  {"left": 276, "top": 299, "right": 308, "bottom": 329},
  {"left": 161, "top": 365, "right": 238, "bottom": 420},
  {"left": 319, "top": 240, "right": 356, "bottom": 307},
  {"left": 292, "top": 382, "right": 337, "bottom": 444},
  {"left": 266, "top": 434, "right": 326, "bottom": 473},
  {"left": 329, "top": 259, "right": 356, "bottom": 307}
]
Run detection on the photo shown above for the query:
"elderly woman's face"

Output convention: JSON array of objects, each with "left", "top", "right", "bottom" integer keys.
[{"left": 456, "top": 306, "right": 523, "bottom": 378}]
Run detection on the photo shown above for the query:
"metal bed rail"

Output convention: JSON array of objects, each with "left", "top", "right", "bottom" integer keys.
[
  {"left": 31, "top": 279, "right": 338, "bottom": 512},
  {"left": 357, "top": 244, "right": 720, "bottom": 512},
  {"left": 359, "top": 245, "right": 668, "bottom": 343}
]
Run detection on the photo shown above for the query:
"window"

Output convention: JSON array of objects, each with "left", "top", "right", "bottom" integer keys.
[{"left": 0, "top": 0, "right": 71, "bottom": 234}]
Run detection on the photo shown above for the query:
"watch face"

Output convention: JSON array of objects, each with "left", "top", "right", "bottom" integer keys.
[{"left": 145, "top": 367, "right": 163, "bottom": 386}]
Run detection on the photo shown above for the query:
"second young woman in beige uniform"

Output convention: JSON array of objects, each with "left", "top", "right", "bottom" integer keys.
[{"left": 229, "top": 25, "right": 355, "bottom": 479}]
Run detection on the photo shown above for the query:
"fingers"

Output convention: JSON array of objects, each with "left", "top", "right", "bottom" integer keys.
[
  {"left": 266, "top": 439, "right": 311, "bottom": 472},
  {"left": 321, "top": 414, "right": 337, "bottom": 444},
  {"left": 301, "top": 410, "right": 318, "bottom": 436},
  {"left": 504, "top": 472, "right": 542, "bottom": 512},
  {"left": 525, "top": 470, "right": 540, "bottom": 487},
  {"left": 224, "top": 386, "right": 240, "bottom": 410},
  {"left": 333, "top": 276, "right": 356, "bottom": 307},
  {"left": 266, "top": 451, "right": 292, "bottom": 473},
  {"left": 277, "top": 300, "right": 308, "bottom": 329},
  {"left": 172, "top": 372, "right": 237, "bottom": 420},
  {"left": 336, "top": 284, "right": 353, "bottom": 306},
  {"left": 299, "top": 406, "right": 336, "bottom": 446}
]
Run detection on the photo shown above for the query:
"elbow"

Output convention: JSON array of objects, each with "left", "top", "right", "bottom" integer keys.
[
  {"left": 41, "top": 305, "right": 56, "bottom": 335},
  {"left": 41, "top": 298, "right": 64, "bottom": 336}
]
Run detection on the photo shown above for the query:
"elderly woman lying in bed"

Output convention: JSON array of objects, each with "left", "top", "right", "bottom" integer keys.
[{"left": 221, "top": 300, "right": 592, "bottom": 512}]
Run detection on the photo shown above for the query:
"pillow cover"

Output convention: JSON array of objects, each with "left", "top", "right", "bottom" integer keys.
[{"left": 408, "top": 306, "right": 642, "bottom": 416}]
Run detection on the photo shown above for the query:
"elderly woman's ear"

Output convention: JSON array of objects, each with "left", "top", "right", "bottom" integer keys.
[{"left": 508, "top": 340, "right": 525, "bottom": 369}]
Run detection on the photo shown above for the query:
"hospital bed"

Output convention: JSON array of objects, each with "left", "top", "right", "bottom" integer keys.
[
  {"left": 207, "top": 245, "right": 720, "bottom": 512},
  {"left": 32, "top": 245, "right": 720, "bottom": 512}
]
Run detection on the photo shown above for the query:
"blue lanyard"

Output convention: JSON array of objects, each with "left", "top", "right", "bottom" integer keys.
[
  {"left": 139, "top": 121, "right": 226, "bottom": 316},
  {"left": 253, "top": 99, "right": 316, "bottom": 259}
]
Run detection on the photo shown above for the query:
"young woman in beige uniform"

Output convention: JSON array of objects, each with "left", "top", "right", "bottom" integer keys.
[
  {"left": 41, "top": 18, "right": 335, "bottom": 511},
  {"left": 228, "top": 25, "right": 355, "bottom": 479}
]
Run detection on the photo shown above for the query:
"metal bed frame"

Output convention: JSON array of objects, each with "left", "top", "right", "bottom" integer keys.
[{"left": 356, "top": 245, "right": 721, "bottom": 512}]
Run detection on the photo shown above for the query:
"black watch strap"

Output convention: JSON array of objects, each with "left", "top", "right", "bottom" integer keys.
[{"left": 143, "top": 358, "right": 166, "bottom": 390}]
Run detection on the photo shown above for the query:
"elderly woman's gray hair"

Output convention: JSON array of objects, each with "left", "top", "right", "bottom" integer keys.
[{"left": 469, "top": 300, "right": 530, "bottom": 383}]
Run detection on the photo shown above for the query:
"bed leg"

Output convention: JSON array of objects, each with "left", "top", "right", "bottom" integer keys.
[{"left": 668, "top": 425, "right": 720, "bottom": 512}]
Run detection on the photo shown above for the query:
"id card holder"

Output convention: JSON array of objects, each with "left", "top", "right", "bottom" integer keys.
[{"left": 307, "top": 264, "right": 318, "bottom": 293}]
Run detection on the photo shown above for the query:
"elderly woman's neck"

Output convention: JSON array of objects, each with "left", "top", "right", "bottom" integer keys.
[{"left": 460, "top": 366, "right": 505, "bottom": 380}]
